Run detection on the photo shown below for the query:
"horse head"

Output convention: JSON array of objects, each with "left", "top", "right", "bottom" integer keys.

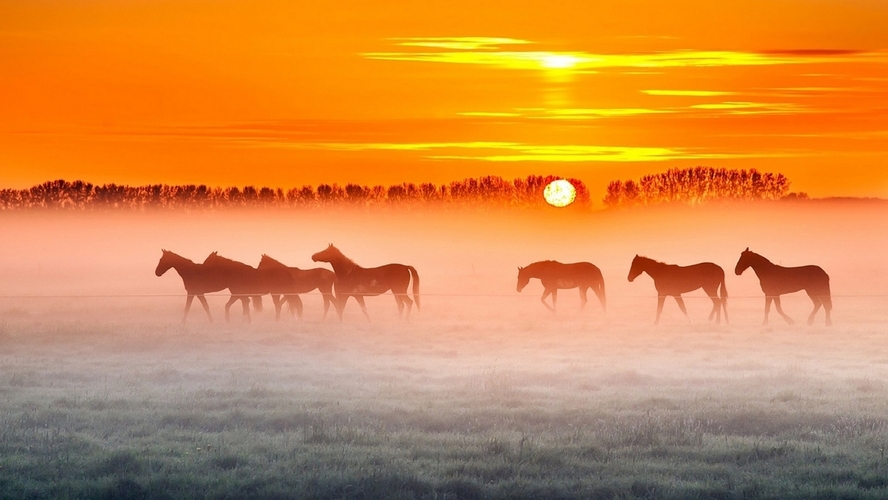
[
  {"left": 312, "top": 244, "right": 340, "bottom": 263},
  {"left": 627, "top": 255, "right": 644, "bottom": 282},
  {"left": 516, "top": 266, "right": 529, "bottom": 292},
  {"left": 155, "top": 249, "right": 173, "bottom": 276},
  {"left": 734, "top": 247, "right": 753, "bottom": 275}
]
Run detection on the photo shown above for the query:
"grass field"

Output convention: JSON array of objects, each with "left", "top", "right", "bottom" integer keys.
[
  {"left": 1, "top": 203, "right": 887, "bottom": 498},
  {"left": 2, "top": 298, "right": 888, "bottom": 499}
]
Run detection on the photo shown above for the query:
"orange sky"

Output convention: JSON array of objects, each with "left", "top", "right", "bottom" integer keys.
[{"left": 2, "top": 0, "right": 888, "bottom": 199}]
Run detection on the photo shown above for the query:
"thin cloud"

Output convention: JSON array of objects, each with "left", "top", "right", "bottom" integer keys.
[
  {"left": 364, "top": 39, "right": 888, "bottom": 71},
  {"left": 288, "top": 141, "right": 795, "bottom": 162},
  {"left": 642, "top": 90, "right": 738, "bottom": 97}
]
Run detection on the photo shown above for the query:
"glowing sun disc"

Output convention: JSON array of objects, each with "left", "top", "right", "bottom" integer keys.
[{"left": 543, "top": 179, "right": 577, "bottom": 207}]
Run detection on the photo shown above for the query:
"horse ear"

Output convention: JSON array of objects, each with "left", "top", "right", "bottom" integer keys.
[{"left": 745, "top": 247, "right": 749, "bottom": 252}]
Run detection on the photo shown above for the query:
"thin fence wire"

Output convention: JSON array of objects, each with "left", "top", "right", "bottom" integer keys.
[{"left": 0, "top": 293, "right": 884, "bottom": 299}]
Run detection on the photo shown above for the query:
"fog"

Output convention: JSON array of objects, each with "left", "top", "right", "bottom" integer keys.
[
  {"left": 3, "top": 201, "right": 888, "bottom": 496},
  {"left": 0, "top": 200, "right": 885, "bottom": 327}
]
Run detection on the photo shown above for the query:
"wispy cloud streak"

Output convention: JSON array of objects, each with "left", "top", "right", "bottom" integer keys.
[{"left": 364, "top": 38, "right": 885, "bottom": 71}]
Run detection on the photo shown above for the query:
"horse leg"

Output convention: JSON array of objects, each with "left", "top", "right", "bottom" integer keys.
[
  {"left": 807, "top": 295, "right": 822, "bottom": 326},
  {"left": 551, "top": 289, "right": 558, "bottom": 314},
  {"left": 355, "top": 295, "right": 371, "bottom": 322},
  {"left": 400, "top": 293, "right": 414, "bottom": 320},
  {"left": 240, "top": 296, "right": 252, "bottom": 323},
  {"left": 224, "top": 295, "right": 239, "bottom": 323},
  {"left": 674, "top": 295, "right": 692, "bottom": 323},
  {"left": 655, "top": 295, "right": 666, "bottom": 325},
  {"left": 578, "top": 287, "right": 588, "bottom": 311},
  {"left": 197, "top": 295, "right": 213, "bottom": 323},
  {"left": 286, "top": 295, "right": 303, "bottom": 320},
  {"left": 707, "top": 295, "right": 718, "bottom": 322},
  {"left": 773, "top": 296, "right": 794, "bottom": 325},
  {"left": 823, "top": 295, "right": 833, "bottom": 326},
  {"left": 182, "top": 294, "right": 195, "bottom": 323},
  {"left": 271, "top": 294, "right": 282, "bottom": 321},
  {"left": 763, "top": 297, "right": 772, "bottom": 326},
  {"left": 321, "top": 293, "right": 333, "bottom": 320},
  {"left": 335, "top": 295, "right": 348, "bottom": 321},
  {"left": 394, "top": 293, "right": 405, "bottom": 318},
  {"left": 540, "top": 289, "right": 555, "bottom": 312}
]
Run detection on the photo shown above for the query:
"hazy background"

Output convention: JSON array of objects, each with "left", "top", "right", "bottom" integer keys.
[{"left": 0, "top": 201, "right": 885, "bottom": 327}]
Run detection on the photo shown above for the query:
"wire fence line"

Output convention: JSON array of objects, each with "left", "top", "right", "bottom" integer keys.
[{"left": 0, "top": 293, "right": 883, "bottom": 300}]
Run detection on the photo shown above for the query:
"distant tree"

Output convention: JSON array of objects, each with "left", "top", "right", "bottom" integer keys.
[{"left": 603, "top": 167, "right": 792, "bottom": 208}]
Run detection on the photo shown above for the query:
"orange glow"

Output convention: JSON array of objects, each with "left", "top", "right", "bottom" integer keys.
[{"left": 2, "top": 0, "right": 888, "bottom": 198}]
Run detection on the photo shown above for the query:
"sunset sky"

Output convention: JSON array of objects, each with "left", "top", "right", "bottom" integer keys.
[{"left": 2, "top": 0, "right": 888, "bottom": 199}]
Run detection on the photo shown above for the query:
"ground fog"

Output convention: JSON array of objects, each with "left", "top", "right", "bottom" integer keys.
[{"left": 1, "top": 201, "right": 887, "bottom": 499}]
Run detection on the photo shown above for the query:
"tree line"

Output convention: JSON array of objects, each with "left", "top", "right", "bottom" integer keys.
[
  {"left": 0, "top": 167, "right": 807, "bottom": 211},
  {"left": 0, "top": 175, "right": 590, "bottom": 211},
  {"left": 603, "top": 167, "right": 805, "bottom": 207}
]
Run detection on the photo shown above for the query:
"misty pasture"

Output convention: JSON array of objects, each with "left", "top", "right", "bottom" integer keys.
[{"left": 1, "top": 201, "right": 888, "bottom": 499}]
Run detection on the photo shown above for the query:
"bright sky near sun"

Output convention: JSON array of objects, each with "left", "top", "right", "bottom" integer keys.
[{"left": 2, "top": 0, "right": 888, "bottom": 198}]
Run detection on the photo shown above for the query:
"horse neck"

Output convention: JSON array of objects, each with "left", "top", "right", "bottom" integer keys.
[
  {"left": 524, "top": 262, "right": 548, "bottom": 278},
  {"left": 638, "top": 258, "right": 665, "bottom": 277},
  {"left": 328, "top": 254, "right": 358, "bottom": 276},
  {"left": 168, "top": 255, "right": 199, "bottom": 277},
  {"left": 747, "top": 253, "right": 775, "bottom": 272}
]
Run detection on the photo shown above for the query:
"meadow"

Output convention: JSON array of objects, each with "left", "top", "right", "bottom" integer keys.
[{"left": 1, "top": 201, "right": 887, "bottom": 499}]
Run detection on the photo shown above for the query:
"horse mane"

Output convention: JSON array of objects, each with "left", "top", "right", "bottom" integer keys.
[
  {"left": 327, "top": 245, "right": 358, "bottom": 267},
  {"left": 259, "top": 254, "right": 287, "bottom": 268},
  {"left": 161, "top": 250, "right": 196, "bottom": 264},
  {"left": 743, "top": 249, "right": 772, "bottom": 264},
  {"left": 636, "top": 255, "right": 665, "bottom": 265},
  {"left": 204, "top": 252, "right": 251, "bottom": 268}
]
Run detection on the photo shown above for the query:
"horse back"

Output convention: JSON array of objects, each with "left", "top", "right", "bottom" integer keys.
[
  {"left": 763, "top": 264, "right": 830, "bottom": 294},
  {"left": 538, "top": 261, "right": 603, "bottom": 288}
]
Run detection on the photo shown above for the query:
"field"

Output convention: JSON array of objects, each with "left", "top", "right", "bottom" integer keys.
[{"left": 1, "top": 201, "right": 888, "bottom": 499}]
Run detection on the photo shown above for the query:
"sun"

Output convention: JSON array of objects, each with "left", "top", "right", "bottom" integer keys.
[
  {"left": 541, "top": 54, "right": 579, "bottom": 69},
  {"left": 543, "top": 179, "right": 577, "bottom": 207}
]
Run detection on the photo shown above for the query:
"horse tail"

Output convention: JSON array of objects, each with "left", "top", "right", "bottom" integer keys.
[
  {"left": 407, "top": 265, "right": 421, "bottom": 312},
  {"left": 596, "top": 277, "right": 607, "bottom": 313},
  {"left": 821, "top": 276, "right": 833, "bottom": 311},
  {"left": 251, "top": 295, "right": 263, "bottom": 312}
]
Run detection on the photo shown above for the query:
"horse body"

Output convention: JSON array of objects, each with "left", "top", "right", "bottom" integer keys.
[
  {"left": 202, "top": 252, "right": 265, "bottom": 322},
  {"left": 257, "top": 254, "right": 337, "bottom": 320},
  {"left": 517, "top": 261, "right": 606, "bottom": 313},
  {"left": 311, "top": 244, "right": 419, "bottom": 321},
  {"left": 628, "top": 255, "right": 728, "bottom": 325},
  {"left": 155, "top": 250, "right": 229, "bottom": 322},
  {"left": 734, "top": 248, "right": 832, "bottom": 326}
]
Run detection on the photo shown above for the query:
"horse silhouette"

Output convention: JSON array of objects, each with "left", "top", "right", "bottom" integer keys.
[
  {"left": 734, "top": 248, "right": 832, "bottom": 326},
  {"left": 154, "top": 249, "right": 231, "bottom": 323},
  {"left": 311, "top": 244, "right": 420, "bottom": 321},
  {"left": 201, "top": 252, "right": 265, "bottom": 323},
  {"left": 257, "top": 254, "right": 338, "bottom": 320},
  {"left": 516, "top": 261, "right": 606, "bottom": 313},
  {"left": 628, "top": 255, "right": 729, "bottom": 325}
]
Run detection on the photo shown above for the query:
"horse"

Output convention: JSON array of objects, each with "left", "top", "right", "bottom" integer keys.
[
  {"left": 628, "top": 255, "right": 729, "bottom": 325},
  {"left": 257, "top": 254, "right": 338, "bottom": 320},
  {"left": 154, "top": 249, "right": 231, "bottom": 323},
  {"left": 201, "top": 252, "right": 265, "bottom": 323},
  {"left": 734, "top": 248, "right": 832, "bottom": 326},
  {"left": 516, "top": 261, "right": 606, "bottom": 313},
  {"left": 311, "top": 244, "right": 420, "bottom": 321}
]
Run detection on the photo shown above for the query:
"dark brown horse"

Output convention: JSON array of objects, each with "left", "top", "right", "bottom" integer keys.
[
  {"left": 628, "top": 255, "right": 729, "bottom": 325},
  {"left": 311, "top": 244, "right": 420, "bottom": 321},
  {"left": 257, "top": 254, "right": 338, "bottom": 320},
  {"left": 517, "top": 261, "right": 606, "bottom": 313},
  {"left": 735, "top": 248, "right": 832, "bottom": 326},
  {"left": 202, "top": 252, "right": 265, "bottom": 323},
  {"left": 154, "top": 249, "right": 230, "bottom": 323}
]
